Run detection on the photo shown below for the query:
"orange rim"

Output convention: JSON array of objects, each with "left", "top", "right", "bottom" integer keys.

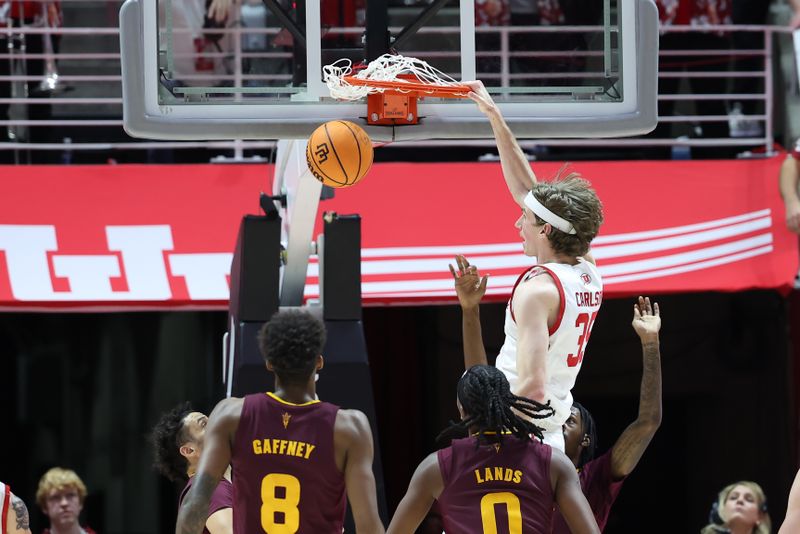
[{"left": 342, "top": 75, "right": 471, "bottom": 98}]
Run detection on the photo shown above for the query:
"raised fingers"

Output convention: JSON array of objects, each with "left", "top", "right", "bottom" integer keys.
[{"left": 448, "top": 263, "right": 458, "bottom": 279}]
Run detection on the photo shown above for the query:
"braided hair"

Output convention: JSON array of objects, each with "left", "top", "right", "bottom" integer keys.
[
  {"left": 572, "top": 401, "right": 597, "bottom": 469},
  {"left": 438, "top": 365, "right": 555, "bottom": 444}
]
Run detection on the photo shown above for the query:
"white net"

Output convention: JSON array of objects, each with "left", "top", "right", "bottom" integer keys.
[{"left": 323, "top": 54, "right": 466, "bottom": 101}]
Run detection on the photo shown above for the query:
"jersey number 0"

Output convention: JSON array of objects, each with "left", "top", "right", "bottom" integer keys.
[
  {"left": 480, "top": 492, "right": 522, "bottom": 534},
  {"left": 260, "top": 473, "right": 301, "bottom": 534}
]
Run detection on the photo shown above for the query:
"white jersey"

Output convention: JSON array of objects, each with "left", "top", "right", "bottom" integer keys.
[{"left": 495, "top": 259, "right": 603, "bottom": 450}]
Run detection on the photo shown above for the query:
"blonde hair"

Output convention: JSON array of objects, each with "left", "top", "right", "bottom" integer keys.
[
  {"left": 701, "top": 481, "right": 771, "bottom": 534},
  {"left": 36, "top": 467, "right": 88, "bottom": 509},
  {"left": 530, "top": 169, "right": 604, "bottom": 257}
]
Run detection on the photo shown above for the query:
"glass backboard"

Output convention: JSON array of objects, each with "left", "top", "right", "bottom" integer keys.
[{"left": 120, "top": 0, "right": 658, "bottom": 140}]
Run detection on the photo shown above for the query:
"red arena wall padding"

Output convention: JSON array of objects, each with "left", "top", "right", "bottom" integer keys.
[{"left": 0, "top": 157, "right": 796, "bottom": 310}]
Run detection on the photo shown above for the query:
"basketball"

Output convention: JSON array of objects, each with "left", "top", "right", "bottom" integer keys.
[{"left": 306, "top": 120, "right": 374, "bottom": 188}]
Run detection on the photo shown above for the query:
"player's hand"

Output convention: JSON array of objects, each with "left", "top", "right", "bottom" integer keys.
[
  {"left": 464, "top": 80, "right": 499, "bottom": 117},
  {"left": 449, "top": 255, "right": 488, "bottom": 311},
  {"left": 632, "top": 296, "right": 660, "bottom": 341},
  {"left": 206, "top": 0, "right": 231, "bottom": 23},
  {"left": 787, "top": 201, "right": 800, "bottom": 234}
]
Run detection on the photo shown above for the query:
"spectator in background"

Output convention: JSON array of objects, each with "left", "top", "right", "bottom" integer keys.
[
  {"left": 160, "top": 0, "right": 233, "bottom": 85},
  {"left": 2, "top": 482, "right": 32, "bottom": 534},
  {"left": 652, "top": 0, "right": 734, "bottom": 159},
  {"left": 700, "top": 481, "right": 771, "bottom": 534},
  {"left": 508, "top": 0, "right": 600, "bottom": 87},
  {"left": 475, "top": 0, "right": 509, "bottom": 83},
  {"left": 792, "top": 0, "right": 800, "bottom": 28},
  {"left": 729, "top": 0, "right": 800, "bottom": 139},
  {"left": 150, "top": 402, "right": 233, "bottom": 534},
  {"left": 0, "top": 0, "right": 63, "bottom": 161},
  {"left": 35, "top": 468, "right": 96, "bottom": 534},
  {"left": 779, "top": 139, "right": 800, "bottom": 233}
]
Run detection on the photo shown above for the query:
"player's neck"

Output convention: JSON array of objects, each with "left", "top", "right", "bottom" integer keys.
[
  {"left": 726, "top": 523, "right": 756, "bottom": 534},
  {"left": 537, "top": 249, "right": 577, "bottom": 265},
  {"left": 48, "top": 522, "right": 84, "bottom": 534},
  {"left": 273, "top": 380, "right": 316, "bottom": 405}
]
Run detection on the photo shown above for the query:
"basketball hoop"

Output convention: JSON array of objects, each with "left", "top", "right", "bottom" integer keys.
[{"left": 323, "top": 54, "right": 472, "bottom": 125}]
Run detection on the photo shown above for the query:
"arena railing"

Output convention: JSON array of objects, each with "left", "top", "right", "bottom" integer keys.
[{"left": 0, "top": 18, "right": 796, "bottom": 161}]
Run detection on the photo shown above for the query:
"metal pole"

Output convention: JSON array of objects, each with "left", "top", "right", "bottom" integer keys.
[
  {"left": 500, "top": 28, "right": 509, "bottom": 91},
  {"left": 764, "top": 28, "right": 774, "bottom": 155},
  {"left": 365, "top": 0, "right": 389, "bottom": 61}
]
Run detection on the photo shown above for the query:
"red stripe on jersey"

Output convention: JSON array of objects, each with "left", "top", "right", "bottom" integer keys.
[
  {"left": 509, "top": 266, "right": 537, "bottom": 323},
  {"left": 509, "top": 265, "right": 566, "bottom": 335},
  {"left": 532, "top": 265, "right": 566, "bottom": 336},
  {"left": 1, "top": 484, "right": 10, "bottom": 534}
]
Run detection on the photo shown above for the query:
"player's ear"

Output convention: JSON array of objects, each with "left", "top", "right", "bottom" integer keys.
[
  {"left": 541, "top": 223, "right": 552, "bottom": 236},
  {"left": 179, "top": 444, "right": 193, "bottom": 459},
  {"left": 581, "top": 434, "right": 591, "bottom": 448},
  {"left": 266, "top": 360, "right": 275, "bottom": 372},
  {"left": 316, "top": 355, "right": 324, "bottom": 371}
]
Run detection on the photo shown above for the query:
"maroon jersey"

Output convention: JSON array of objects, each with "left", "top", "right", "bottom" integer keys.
[
  {"left": 551, "top": 450, "right": 625, "bottom": 533},
  {"left": 179, "top": 477, "right": 233, "bottom": 534},
  {"left": 437, "top": 435, "right": 554, "bottom": 534},
  {"left": 231, "top": 393, "right": 345, "bottom": 534}
]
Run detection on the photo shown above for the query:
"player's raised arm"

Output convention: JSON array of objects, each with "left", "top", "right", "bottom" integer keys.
[
  {"left": 176, "top": 397, "right": 241, "bottom": 534},
  {"left": 204, "top": 508, "right": 232, "bottom": 534},
  {"left": 465, "top": 80, "right": 536, "bottom": 206},
  {"left": 386, "top": 453, "right": 442, "bottom": 534},
  {"left": 609, "top": 296, "right": 662, "bottom": 479},
  {"left": 550, "top": 450, "right": 601, "bottom": 534},
  {"left": 336, "top": 409, "right": 385, "bottom": 534},
  {"left": 779, "top": 469, "right": 800, "bottom": 533},
  {"left": 512, "top": 279, "right": 560, "bottom": 404},
  {"left": 449, "top": 255, "right": 489, "bottom": 368},
  {"left": 6, "top": 492, "right": 31, "bottom": 534}
]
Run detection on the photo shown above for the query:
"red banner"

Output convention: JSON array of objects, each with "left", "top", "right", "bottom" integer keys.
[{"left": 0, "top": 158, "right": 796, "bottom": 310}]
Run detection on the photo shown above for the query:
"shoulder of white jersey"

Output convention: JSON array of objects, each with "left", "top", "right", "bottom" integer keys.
[
  {"left": 578, "top": 257, "right": 602, "bottom": 282},
  {"left": 792, "top": 138, "right": 800, "bottom": 160}
]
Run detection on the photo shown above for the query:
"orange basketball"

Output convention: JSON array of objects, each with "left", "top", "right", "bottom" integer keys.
[{"left": 306, "top": 120, "right": 374, "bottom": 188}]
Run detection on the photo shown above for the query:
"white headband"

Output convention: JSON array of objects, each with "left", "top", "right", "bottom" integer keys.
[{"left": 523, "top": 191, "right": 577, "bottom": 235}]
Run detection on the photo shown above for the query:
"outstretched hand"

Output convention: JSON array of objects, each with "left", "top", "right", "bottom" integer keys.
[
  {"left": 464, "top": 80, "right": 499, "bottom": 117},
  {"left": 449, "top": 255, "right": 488, "bottom": 310},
  {"left": 632, "top": 296, "right": 660, "bottom": 341}
]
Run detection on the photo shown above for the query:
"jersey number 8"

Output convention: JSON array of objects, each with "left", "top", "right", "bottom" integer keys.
[{"left": 260, "top": 473, "right": 301, "bottom": 534}]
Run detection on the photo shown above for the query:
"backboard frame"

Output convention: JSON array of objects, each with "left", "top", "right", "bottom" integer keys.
[{"left": 120, "top": 0, "right": 658, "bottom": 141}]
